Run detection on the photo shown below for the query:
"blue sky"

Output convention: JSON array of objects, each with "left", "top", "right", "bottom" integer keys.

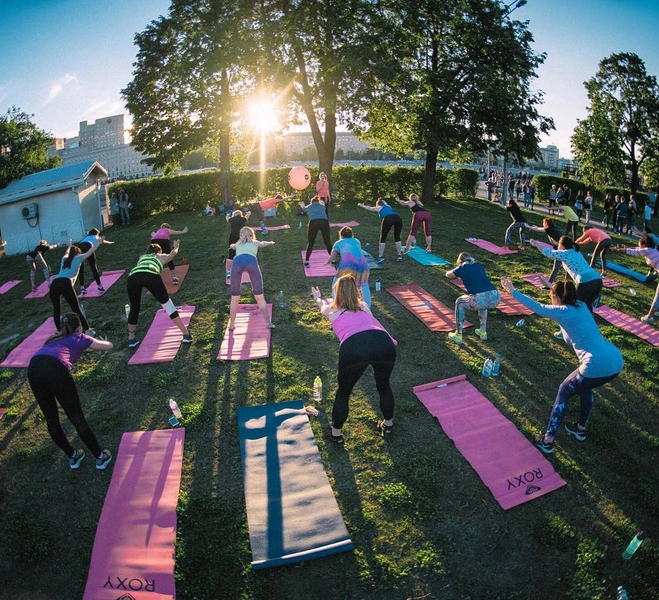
[{"left": 1, "top": 0, "right": 658, "bottom": 159}]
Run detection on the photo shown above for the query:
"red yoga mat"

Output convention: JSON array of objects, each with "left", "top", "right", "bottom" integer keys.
[
  {"left": 465, "top": 238, "right": 518, "bottom": 255},
  {"left": 80, "top": 270, "right": 125, "bottom": 297},
  {"left": 0, "top": 317, "right": 57, "bottom": 368},
  {"left": 161, "top": 264, "right": 189, "bottom": 295},
  {"left": 413, "top": 374, "right": 566, "bottom": 510},
  {"left": 449, "top": 279, "right": 533, "bottom": 316},
  {"left": 330, "top": 221, "right": 360, "bottom": 228},
  {"left": 24, "top": 277, "right": 54, "bottom": 299},
  {"left": 301, "top": 250, "right": 336, "bottom": 277},
  {"left": 0, "top": 280, "right": 21, "bottom": 295},
  {"left": 594, "top": 305, "right": 659, "bottom": 346},
  {"left": 265, "top": 224, "right": 291, "bottom": 231},
  {"left": 387, "top": 283, "right": 471, "bottom": 332},
  {"left": 83, "top": 429, "right": 185, "bottom": 600},
  {"left": 521, "top": 272, "right": 620, "bottom": 289},
  {"left": 128, "top": 306, "right": 195, "bottom": 365},
  {"left": 218, "top": 304, "right": 273, "bottom": 361}
]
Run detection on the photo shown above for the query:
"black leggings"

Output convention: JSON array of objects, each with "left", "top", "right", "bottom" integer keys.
[
  {"left": 28, "top": 355, "right": 102, "bottom": 458},
  {"left": 127, "top": 271, "right": 175, "bottom": 325},
  {"left": 305, "top": 219, "right": 332, "bottom": 261},
  {"left": 152, "top": 238, "right": 175, "bottom": 270},
  {"left": 379, "top": 214, "right": 403, "bottom": 243},
  {"left": 77, "top": 242, "right": 100, "bottom": 286},
  {"left": 577, "top": 278, "right": 603, "bottom": 312},
  {"left": 332, "top": 330, "right": 397, "bottom": 429},
  {"left": 49, "top": 277, "right": 89, "bottom": 331}
]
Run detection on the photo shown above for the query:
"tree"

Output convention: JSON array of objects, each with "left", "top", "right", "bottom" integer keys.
[
  {"left": 0, "top": 107, "right": 61, "bottom": 189},
  {"left": 573, "top": 52, "right": 659, "bottom": 194},
  {"left": 349, "top": 0, "right": 552, "bottom": 203}
]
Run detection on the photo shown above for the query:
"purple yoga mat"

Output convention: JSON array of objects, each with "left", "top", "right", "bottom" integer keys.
[
  {"left": 79, "top": 270, "right": 125, "bottom": 297},
  {"left": 0, "top": 318, "right": 57, "bottom": 368},
  {"left": 218, "top": 304, "right": 273, "bottom": 361},
  {"left": 128, "top": 306, "right": 195, "bottom": 365},
  {"left": 83, "top": 429, "right": 185, "bottom": 600},
  {"left": 0, "top": 280, "right": 21, "bottom": 295},
  {"left": 24, "top": 278, "right": 54, "bottom": 299},
  {"left": 465, "top": 238, "right": 518, "bottom": 255},
  {"left": 594, "top": 305, "right": 659, "bottom": 346},
  {"left": 301, "top": 250, "right": 336, "bottom": 277},
  {"left": 413, "top": 374, "right": 566, "bottom": 510}
]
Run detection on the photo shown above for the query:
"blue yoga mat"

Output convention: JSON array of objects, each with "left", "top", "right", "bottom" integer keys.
[
  {"left": 363, "top": 251, "right": 384, "bottom": 269},
  {"left": 597, "top": 259, "right": 647, "bottom": 282},
  {"left": 406, "top": 246, "right": 450, "bottom": 266},
  {"left": 238, "top": 400, "right": 354, "bottom": 569}
]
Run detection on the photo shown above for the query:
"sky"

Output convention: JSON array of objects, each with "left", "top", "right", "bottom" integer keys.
[{"left": 1, "top": 0, "right": 658, "bottom": 160}]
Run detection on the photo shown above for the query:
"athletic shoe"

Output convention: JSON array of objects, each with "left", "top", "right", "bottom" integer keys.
[
  {"left": 377, "top": 420, "right": 393, "bottom": 438},
  {"left": 502, "top": 245, "right": 510, "bottom": 250},
  {"left": 329, "top": 429, "right": 344, "bottom": 445},
  {"left": 641, "top": 315, "right": 655, "bottom": 324},
  {"left": 69, "top": 449, "right": 85, "bottom": 470},
  {"left": 448, "top": 331, "right": 463, "bottom": 344},
  {"left": 172, "top": 276, "right": 180, "bottom": 285},
  {"left": 96, "top": 450, "right": 113, "bottom": 470},
  {"left": 397, "top": 255, "right": 403, "bottom": 262},
  {"left": 474, "top": 328, "right": 487, "bottom": 341},
  {"left": 225, "top": 271, "right": 231, "bottom": 278},
  {"left": 517, "top": 245, "right": 526, "bottom": 250},
  {"left": 79, "top": 286, "right": 87, "bottom": 294},
  {"left": 375, "top": 257, "right": 385, "bottom": 264},
  {"left": 97, "top": 285, "right": 105, "bottom": 292},
  {"left": 182, "top": 333, "right": 193, "bottom": 344},
  {"left": 564, "top": 422, "right": 587, "bottom": 442},
  {"left": 128, "top": 338, "right": 141, "bottom": 349},
  {"left": 86, "top": 328, "right": 96, "bottom": 337},
  {"left": 554, "top": 330, "right": 564, "bottom": 340},
  {"left": 536, "top": 435, "right": 554, "bottom": 455},
  {"left": 303, "top": 261, "right": 310, "bottom": 267}
]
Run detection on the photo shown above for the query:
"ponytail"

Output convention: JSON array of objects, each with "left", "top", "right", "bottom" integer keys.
[
  {"left": 551, "top": 280, "right": 578, "bottom": 307},
  {"left": 62, "top": 245, "right": 81, "bottom": 269},
  {"left": 45, "top": 312, "right": 81, "bottom": 344}
]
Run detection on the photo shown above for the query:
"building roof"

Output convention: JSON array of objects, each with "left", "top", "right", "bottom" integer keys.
[{"left": 0, "top": 160, "right": 108, "bottom": 205}]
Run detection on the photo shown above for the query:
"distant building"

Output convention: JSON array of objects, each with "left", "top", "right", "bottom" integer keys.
[
  {"left": 283, "top": 131, "right": 371, "bottom": 159},
  {"left": 49, "top": 114, "right": 156, "bottom": 180},
  {"left": 539, "top": 145, "right": 560, "bottom": 170}
]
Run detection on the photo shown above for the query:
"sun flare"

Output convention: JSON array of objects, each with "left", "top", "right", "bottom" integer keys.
[{"left": 247, "top": 99, "right": 279, "bottom": 133}]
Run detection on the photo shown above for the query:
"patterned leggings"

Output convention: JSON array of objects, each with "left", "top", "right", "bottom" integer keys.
[{"left": 455, "top": 289, "right": 501, "bottom": 334}]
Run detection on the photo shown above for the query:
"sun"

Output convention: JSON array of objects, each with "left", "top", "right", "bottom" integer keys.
[{"left": 247, "top": 99, "right": 279, "bottom": 133}]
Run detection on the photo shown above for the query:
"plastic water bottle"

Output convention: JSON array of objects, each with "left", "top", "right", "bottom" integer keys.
[
  {"left": 375, "top": 279, "right": 381, "bottom": 292},
  {"left": 298, "top": 221, "right": 302, "bottom": 229},
  {"left": 622, "top": 531, "right": 645, "bottom": 560},
  {"left": 168, "top": 399, "right": 182, "bottom": 419},
  {"left": 80, "top": 303, "right": 86, "bottom": 317},
  {"left": 629, "top": 288, "right": 637, "bottom": 296},
  {"left": 124, "top": 303, "right": 130, "bottom": 319},
  {"left": 365, "top": 242, "right": 371, "bottom": 253},
  {"left": 616, "top": 587, "right": 629, "bottom": 600},
  {"left": 482, "top": 356, "right": 493, "bottom": 377},
  {"left": 313, "top": 376, "right": 322, "bottom": 402},
  {"left": 492, "top": 353, "right": 501, "bottom": 377},
  {"left": 516, "top": 319, "right": 525, "bottom": 327},
  {"left": 278, "top": 290, "right": 285, "bottom": 308}
]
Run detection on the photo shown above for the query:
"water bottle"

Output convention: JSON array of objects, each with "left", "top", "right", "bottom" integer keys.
[
  {"left": 629, "top": 288, "right": 637, "bottom": 296},
  {"left": 124, "top": 303, "right": 130, "bottom": 319},
  {"left": 365, "top": 242, "right": 371, "bottom": 253},
  {"left": 622, "top": 531, "right": 644, "bottom": 560},
  {"left": 516, "top": 319, "right": 525, "bottom": 327},
  {"left": 482, "top": 356, "right": 493, "bottom": 377},
  {"left": 375, "top": 279, "right": 381, "bottom": 292},
  {"left": 492, "top": 353, "right": 501, "bottom": 377},
  {"left": 313, "top": 376, "right": 322, "bottom": 402},
  {"left": 278, "top": 290, "right": 285, "bottom": 308},
  {"left": 80, "top": 303, "right": 86, "bottom": 317},
  {"left": 616, "top": 587, "right": 629, "bottom": 600},
  {"left": 168, "top": 399, "right": 182, "bottom": 419}
]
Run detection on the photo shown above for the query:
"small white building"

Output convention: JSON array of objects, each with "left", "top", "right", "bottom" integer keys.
[{"left": 0, "top": 160, "right": 108, "bottom": 256}]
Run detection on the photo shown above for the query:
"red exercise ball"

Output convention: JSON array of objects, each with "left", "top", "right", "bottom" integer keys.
[{"left": 288, "top": 166, "right": 311, "bottom": 190}]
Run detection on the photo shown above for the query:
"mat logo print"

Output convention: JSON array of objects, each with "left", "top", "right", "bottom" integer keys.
[
  {"left": 525, "top": 484, "right": 542, "bottom": 495},
  {"left": 507, "top": 468, "right": 544, "bottom": 491},
  {"left": 115, "top": 595, "right": 137, "bottom": 600},
  {"left": 104, "top": 575, "right": 155, "bottom": 592}
]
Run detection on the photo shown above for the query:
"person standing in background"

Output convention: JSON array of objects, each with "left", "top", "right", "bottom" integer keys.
[
  {"left": 109, "top": 192, "right": 120, "bottom": 227},
  {"left": 315, "top": 172, "right": 332, "bottom": 217},
  {"left": 118, "top": 188, "right": 131, "bottom": 225}
]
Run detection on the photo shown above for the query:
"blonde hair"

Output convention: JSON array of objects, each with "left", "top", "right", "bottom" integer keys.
[
  {"left": 238, "top": 227, "right": 255, "bottom": 245},
  {"left": 331, "top": 275, "right": 362, "bottom": 311},
  {"left": 456, "top": 252, "right": 476, "bottom": 265},
  {"left": 160, "top": 223, "right": 170, "bottom": 229}
]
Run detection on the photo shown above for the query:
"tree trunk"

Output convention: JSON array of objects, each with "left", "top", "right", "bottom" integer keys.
[
  {"left": 218, "top": 69, "right": 232, "bottom": 205},
  {"left": 421, "top": 144, "right": 439, "bottom": 204},
  {"left": 318, "top": 112, "right": 337, "bottom": 179}
]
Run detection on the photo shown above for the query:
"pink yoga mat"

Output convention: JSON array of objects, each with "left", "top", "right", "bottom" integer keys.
[
  {"left": 128, "top": 306, "right": 195, "bottom": 365},
  {"left": 160, "top": 264, "right": 189, "bottom": 295},
  {"left": 0, "top": 317, "right": 57, "bottom": 368},
  {"left": 83, "top": 428, "right": 185, "bottom": 600},
  {"left": 0, "top": 280, "right": 21, "bottom": 294},
  {"left": 387, "top": 283, "right": 471, "bottom": 332},
  {"left": 265, "top": 224, "right": 291, "bottom": 231},
  {"left": 449, "top": 279, "right": 533, "bottom": 316},
  {"left": 330, "top": 221, "right": 360, "bottom": 228},
  {"left": 79, "top": 270, "right": 125, "bottom": 297},
  {"left": 301, "top": 250, "right": 336, "bottom": 277},
  {"left": 225, "top": 271, "right": 251, "bottom": 285},
  {"left": 594, "top": 305, "right": 659, "bottom": 346},
  {"left": 218, "top": 304, "right": 273, "bottom": 361},
  {"left": 24, "top": 278, "right": 54, "bottom": 299},
  {"left": 522, "top": 272, "right": 621, "bottom": 290},
  {"left": 413, "top": 374, "right": 566, "bottom": 510},
  {"left": 465, "top": 238, "right": 518, "bottom": 255}
]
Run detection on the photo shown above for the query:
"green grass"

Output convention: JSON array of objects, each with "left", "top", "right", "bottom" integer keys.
[{"left": 0, "top": 196, "right": 658, "bottom": 599}]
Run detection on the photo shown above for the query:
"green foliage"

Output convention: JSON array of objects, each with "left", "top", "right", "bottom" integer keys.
[
  {"left": 568, "top": 539, "right": 607, "bottom": 600},
  {"left": 446, "top": 168, "right": 479, "bottom": 199}
]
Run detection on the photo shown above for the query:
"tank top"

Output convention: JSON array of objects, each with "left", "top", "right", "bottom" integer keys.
[{"left": 129, "top": 254, "right": 163, "bottom": 276}]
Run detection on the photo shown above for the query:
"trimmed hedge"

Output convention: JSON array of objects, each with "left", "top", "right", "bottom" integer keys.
[{"left": 108, "top": 165, "right": 479, "bottom": 217}]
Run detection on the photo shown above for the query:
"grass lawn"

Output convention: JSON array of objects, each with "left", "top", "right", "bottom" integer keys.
[{"left": 0, "top": 194, "right": 657, "bottom": 600}]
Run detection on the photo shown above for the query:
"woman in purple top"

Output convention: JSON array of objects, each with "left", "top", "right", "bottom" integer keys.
[
  {"left": 312, "top": 275, "right": 397, "bottom": 444},
  {"left": 150, "top": 223, "right": 189, "bottom": 284},
  {"left": 27, "top": 312, "right": 114, "bottom": 470}
]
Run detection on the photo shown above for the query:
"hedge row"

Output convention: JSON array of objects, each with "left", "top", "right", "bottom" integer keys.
[{"left": 108, "top": 166, "right": 479, "bottom": 219}]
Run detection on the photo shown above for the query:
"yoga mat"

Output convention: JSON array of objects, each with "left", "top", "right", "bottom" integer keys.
[
  {"left": 83, "top": 429, "right": 185, "bottom": 600},
  {"left": 0, "top": 317, "right": 57, "bottom": 368},
  {"left": 225, "top": 271, "right": 251, "bottom": 285},
  {"left": 594, "top": 305, "right": 659, "bottom": 346},
  {"left": 128, "top": 306, "right": 195, "bottom": 365},
  {"left": 465, "top": 238, "right": 518, "bottom": 255},
  {"left": 363, "top": 252, "right": 384, "bottom": 270},
  {"left": 413, "top": 374, "right": 566, "bottom": 510},
  {"left": 521, "top": 272, "right": 621, "bottom": 289},
  {"left": 448, "top": 280, "right": 533, "bottom": 316},
  {"left": 161, "top": 264, "right": 190, "bottom": 294},
  {"left": 301, "top": 250, "right": 336, "bottom": 277},
  {"left": 387, "top": 283, "right": 471, "bottom": 332},
  {"left": 238, "top": 400, "right": 354, "bottom": 569},
  {"left": 265, "top": 224, "right": 291, "bottom": 231},
  {"left": 595, "top": 259, "right": 647, "bottom": 283},
  {"left": 0, "top": 280, "right": 21, "bottom": 295},
  {"left": 532, "top": 240, "right": 554, "bottom": 252},
  {"left": 330, "top": 221, "right": 360, "bottom": 228},
  {"left": 80, "top": 270, "right": 125, "bottom": 297},
  {"left": 406, "top": 247, "right": 450, "bottom": 266},
  {"left": 218, "top": 304, "right": 272, "bottom": 361},
  {"left": 24, "top": 278, "right": 53, "bottom": 299}
]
